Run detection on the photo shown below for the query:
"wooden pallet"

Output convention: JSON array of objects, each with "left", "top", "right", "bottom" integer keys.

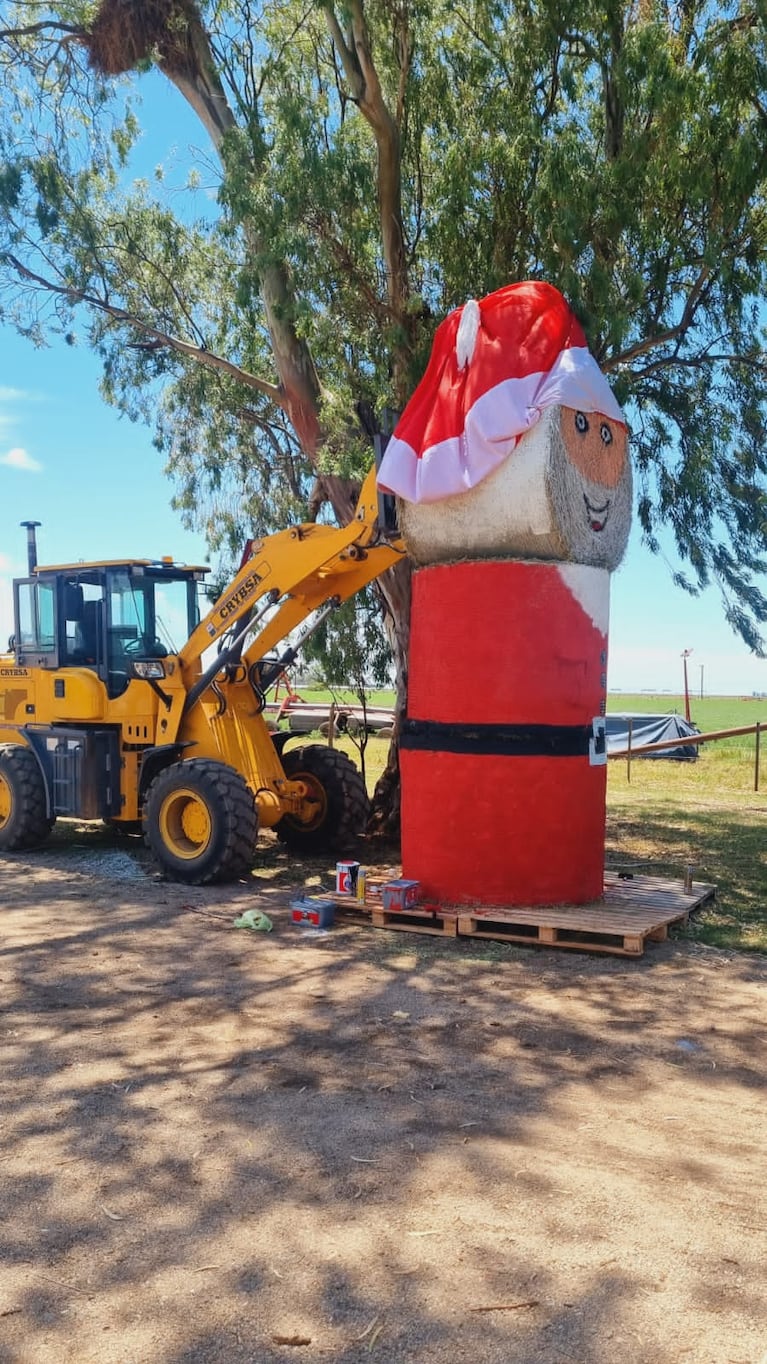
[
  {"left": 370, "top": 904, "right": 459, "bottom": 937},
  {"left": 325, "top": 872, "right": 715, "bottom": 956},
  {"left": 330, "top": 887, "right": 459, "bottom": 937},
  {"left": 454, "top": 873, "right": 716, "bottom": 957}
]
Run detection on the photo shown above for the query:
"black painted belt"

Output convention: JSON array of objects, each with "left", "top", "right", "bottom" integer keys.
[{"left": 401, "top": 717, "right": 601, "bottom": 758}]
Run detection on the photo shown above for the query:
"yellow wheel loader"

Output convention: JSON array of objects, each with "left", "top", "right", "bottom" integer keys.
[{"left": 0, "top": 472, "right": 403, "bottom": 883}]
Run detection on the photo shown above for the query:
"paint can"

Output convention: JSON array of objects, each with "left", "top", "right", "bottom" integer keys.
[
  {"left": 335, "top": 860, "right": 360, "bottom": 896},
  {"left": 290, "top": 897, "right": 336, "bottom": 928},
  {"left": 382, "top": 879, "right": 421, "bottom": 912}
]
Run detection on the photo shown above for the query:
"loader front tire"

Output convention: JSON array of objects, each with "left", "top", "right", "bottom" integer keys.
[
  {"left": 0, "top": 744, "right": 55, "bottom": 851},
  {"left": 143, "top": 759, "right": 257, "bottom": 884},
  {"left": 276, "top": 744, "right": 370, "bottom": 853}
]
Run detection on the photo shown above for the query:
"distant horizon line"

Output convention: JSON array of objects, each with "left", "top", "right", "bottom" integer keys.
[{"left": 609, "top": 689, "right": 766, "bottom": 700}]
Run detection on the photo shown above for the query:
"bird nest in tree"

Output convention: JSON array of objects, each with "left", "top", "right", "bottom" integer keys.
[{"left": 88, "top": 0, "right": 201, "bottom": 79}]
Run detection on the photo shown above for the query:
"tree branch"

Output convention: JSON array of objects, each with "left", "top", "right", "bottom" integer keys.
[
  {"left": 0, "top": 20, "right": 84, "bottom": 40},
  {"left": 2, "top": 251, "right": 285, "bottom": 406},
  {"left": 131, "top": 9, "right": 323, "bottom": 457},
  {"left": 239, "top": 407, "right": 305, "bottom": 498},
  {"left": 562, "top": 31, "right": 601, "bottom": 64},
  {"left": 323, "top": 4, "right": 364, "bottom": 99},
  {"left": 307, "top": 212, "right": 388, "bottom": 320},
  {"left": 453, "top": 7, "right": 514, "bottom": 84},
  {"left": 324, "top": 0, "right": 411, "bottom": 404},
  {"left": 605, "top": 266, "right": 711, "bottom": 370},
  {"left": 631, "top": 351, "right": 767, "bottom": 382},
  {"left": 394, "top": 4, "right": 412, "bottom": 130}
]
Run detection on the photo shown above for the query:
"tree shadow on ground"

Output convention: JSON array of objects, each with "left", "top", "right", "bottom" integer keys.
[{"left": 0, "top": 832, "right": 765, "bottom": 1364}]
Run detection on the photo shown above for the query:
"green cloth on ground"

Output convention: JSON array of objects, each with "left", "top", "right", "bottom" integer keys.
[{"left": 233, "top": 909, "right": 273, "bottom": 932}]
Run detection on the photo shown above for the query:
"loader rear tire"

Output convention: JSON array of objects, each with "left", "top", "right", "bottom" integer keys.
[
  {"left": 0, "top": 744, "right": 55, "bottom": 851},
  {"left": 143, "top": 758, "right": 258, "bottom": 884},
  {"left": 276, "top": 744, "right": 370, "bottom": 853}
]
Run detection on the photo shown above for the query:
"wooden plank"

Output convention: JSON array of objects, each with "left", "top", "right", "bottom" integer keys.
[
  {"left": 454, "top": 876, "right": 713, "bottom": 931},
  {"left": 456, "top": 917, "right": 648, "bottom": 957},
  {"left": 622, "top": 935, "right": 644, "bottom": 955},
  {"left": 371, "top": 908, "right": 458, "bottom": 937}
]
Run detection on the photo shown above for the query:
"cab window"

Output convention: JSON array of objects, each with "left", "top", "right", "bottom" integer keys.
[
  {"left": 109, "top": 572, "right": 147, "bottom": 655},
  {"left": 16, "top": 580, "right": 56, "bottom": 658},
  {"left": 61, "top": 579, "right": 105, "bottom": 666}
]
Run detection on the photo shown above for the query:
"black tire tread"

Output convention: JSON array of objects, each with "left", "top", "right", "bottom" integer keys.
[
  {"left": 143, "top": 758, "right": 257, "bottom": 884},
  {"left": 276, "top": 743, "right": 370, "bottom": 852},
  {"left": 0, "top": 743, "right": 55, "bottom": 851}
]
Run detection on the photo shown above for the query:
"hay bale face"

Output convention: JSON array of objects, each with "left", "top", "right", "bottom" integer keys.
[{"left": 399, "top": 403, "right": 631, "bottom": 571}]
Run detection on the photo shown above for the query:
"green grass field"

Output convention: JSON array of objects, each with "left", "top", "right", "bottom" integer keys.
[
  {"left": 324, "top": 690, "right": 766, "bottom": 955},
  {"left": 605, "top": 697, "right": 765, "bottom": 953},
  {"left": 609, "top": 691, "right": 765, "bottom": 740}
]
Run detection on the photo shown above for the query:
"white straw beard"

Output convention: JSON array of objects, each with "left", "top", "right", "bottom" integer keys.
[
  {"left": 546, "top": 416, "right": 632, "bottom": 572},
  {"left": 398, "top": 406, "right": 631, "bottom": 570}
]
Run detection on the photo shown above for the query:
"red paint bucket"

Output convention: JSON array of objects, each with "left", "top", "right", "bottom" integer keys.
[{"left": 335, "top": 860, "right": 360, "bottom": 896}]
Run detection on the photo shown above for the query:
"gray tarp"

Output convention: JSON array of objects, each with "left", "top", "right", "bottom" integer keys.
[{"left": 606, "top": 712, "right": 700, "bottom": 760}]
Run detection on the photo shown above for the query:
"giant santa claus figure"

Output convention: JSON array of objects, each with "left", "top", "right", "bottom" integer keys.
[{"left": 377, "top": 282, "right": 631, "bottom": 908}]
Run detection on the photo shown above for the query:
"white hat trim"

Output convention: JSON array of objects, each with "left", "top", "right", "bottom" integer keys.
[{"left": 378, "top": 346, "right": 625, "bottom": 503}]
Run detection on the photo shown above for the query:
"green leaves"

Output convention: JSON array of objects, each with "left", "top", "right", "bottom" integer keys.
[{"left": 1, "top": 0, "right": 767, "bottom": 647}]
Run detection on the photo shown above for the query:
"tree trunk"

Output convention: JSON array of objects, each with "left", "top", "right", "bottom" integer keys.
[
  {"left": 367, "top": 555, "right": 411, "bottom": 840},
  {"left": 86, "top": 0, "right": 412, "bottom": 840}
]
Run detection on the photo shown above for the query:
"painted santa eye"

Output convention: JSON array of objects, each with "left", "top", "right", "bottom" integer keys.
[
  {"left": 574, "top": 411, "right": 589, "bottom": 434},
  {"left": 600, "top": 422, "right": 613, "bottom": 446}
]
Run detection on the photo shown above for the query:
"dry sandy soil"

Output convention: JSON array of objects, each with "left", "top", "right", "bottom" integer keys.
[{"left": 1, "top": 826, "right": 765, "bottom": 1364}]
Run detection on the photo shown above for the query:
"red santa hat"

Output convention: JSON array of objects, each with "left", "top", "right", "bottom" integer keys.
[{"left": 377, "top": 281, "right": 626, "bottom": 504}]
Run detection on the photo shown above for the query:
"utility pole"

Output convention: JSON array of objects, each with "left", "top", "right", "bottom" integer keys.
[
  {"left": 682, "top": 649, "right": 693, "bottom": 722},
  {"left": 699, "top": 664, "right": 704, "bottom": 700}
]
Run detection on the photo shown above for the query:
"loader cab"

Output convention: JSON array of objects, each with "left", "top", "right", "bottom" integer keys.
[{"left": 13, "top": 560, "right": 208, "bottom": 697}]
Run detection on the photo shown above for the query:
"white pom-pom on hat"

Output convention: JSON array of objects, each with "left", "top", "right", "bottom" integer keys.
[{"left": 455, "top": 298, "right": 481, "bottom": 370}]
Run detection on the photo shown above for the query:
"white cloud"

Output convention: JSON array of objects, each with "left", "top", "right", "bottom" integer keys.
[
  {"left": 0, "top": 385, "right": 41, "bottom": 442},
  {"left": 0, "top": 446, "right": 42, "bottom": 472}
]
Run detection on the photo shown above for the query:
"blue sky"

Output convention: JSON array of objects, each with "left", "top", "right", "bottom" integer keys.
[
  {"left": 0, "top": 334, "right": 210, "bottom": 594},
  {"left": 1, "top": 73, "right": 766, "bottom": 699}
]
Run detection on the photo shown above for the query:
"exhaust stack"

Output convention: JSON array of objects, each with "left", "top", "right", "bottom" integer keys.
[{"left": 20, "top": 520, "right": 41, "bottom": 575}]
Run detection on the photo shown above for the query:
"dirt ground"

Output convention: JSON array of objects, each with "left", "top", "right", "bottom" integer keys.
[{"left": 1, "top": 827, "right": 765, "bottom": 1364}]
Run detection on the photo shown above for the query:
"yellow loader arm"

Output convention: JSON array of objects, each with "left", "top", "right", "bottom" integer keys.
[{"left": 178, "top": 467, "right": 404, "bottom": 706}]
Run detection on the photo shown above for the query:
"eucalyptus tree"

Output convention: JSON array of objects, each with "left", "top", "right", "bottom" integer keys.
[{"left": 1, "top": 0, "right": 766, "bottom": 828}]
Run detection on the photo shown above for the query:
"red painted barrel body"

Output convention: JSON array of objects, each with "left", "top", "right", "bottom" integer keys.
[{"left": 400, "top": 560, "right": 610, "bottom": 906}]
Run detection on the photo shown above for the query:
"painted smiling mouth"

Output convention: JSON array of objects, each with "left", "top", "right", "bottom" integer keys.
[{"left": 583, "top": 494, "right": 610, "bottom": 532}]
